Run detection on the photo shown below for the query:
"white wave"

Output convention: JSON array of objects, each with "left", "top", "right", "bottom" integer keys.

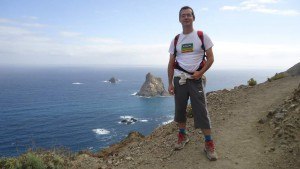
[
  {"left": 137, "top": 95, "right": 151, "bottom": 99},
  {"left": 140, "top": 119, "right": 148, "bottom": 122},
  {"left": 120, "top": 115, "right": 134, "bottom": 119},
  {"left": 72, "top": 82, "right": 83, "bottom": 85},
  {"left": 131, "top": 92, "right": 138, "bottom": 96},
  {"left": 103, "top": 80, "right": 109, "bottom": 83},
  {"left": 92, "top": 128, "right": 110, "bottom": 135},
  {"left": 162, "top": 119, "right": 173, "bottom": 125}
]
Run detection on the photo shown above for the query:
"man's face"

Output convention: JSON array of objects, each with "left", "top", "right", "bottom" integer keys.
[{"left": 179, "top": 9, "right": 194, "bottom": 26}]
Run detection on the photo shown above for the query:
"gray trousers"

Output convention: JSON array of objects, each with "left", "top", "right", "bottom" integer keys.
[{"left": 174, "top": 77, "right": 211, "bottom": 129}]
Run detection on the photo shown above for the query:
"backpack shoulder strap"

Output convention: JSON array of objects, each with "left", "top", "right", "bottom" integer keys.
[
  {"left": 173, "top": 34, "right": 180, "bottom": 57},
  {"left": 197, "top": 31, "right": 205, "bottom": 51}
]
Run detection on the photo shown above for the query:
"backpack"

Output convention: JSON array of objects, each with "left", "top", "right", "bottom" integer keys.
[{"left": 173, "top": 30, "right": 207, "bottom": 75}]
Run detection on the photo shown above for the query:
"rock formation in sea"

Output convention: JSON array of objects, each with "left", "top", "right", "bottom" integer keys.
[
  {"left": 137, "top": 73, "right": 169, "bottom": 97},
  {"left": 108, "top": 77, "right": 118, "bottom": 83},
  {"left": 120, "top": 117, "right": 138, "bottom": 125}
]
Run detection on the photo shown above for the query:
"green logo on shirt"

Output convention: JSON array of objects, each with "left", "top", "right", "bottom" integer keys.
[{"left": 181, "top": 43, "right": 193, "bottom": 53}]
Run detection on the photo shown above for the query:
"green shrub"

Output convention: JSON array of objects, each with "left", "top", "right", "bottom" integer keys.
[
  {"left": 0, "top": 158, "right": 22, "bottom": 169},
  {"left": 41, "top": 152, "right": 65, "bottom": 169},
  {"left": 20, "top": 152, "right": 45, "bottom": 169},
  {"left": 248, "top": 78, "right": 257, "bottom": 86},
  {"left": 268, "top": 73, "right": 286, "bottom": 82},
  {"left": 0, "top": 148, "right": 71, "bottom": 169}
]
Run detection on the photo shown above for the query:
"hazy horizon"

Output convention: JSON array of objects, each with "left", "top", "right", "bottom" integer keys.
[{"left": 1, "top": 0, "right": 299, "bottom": 70}]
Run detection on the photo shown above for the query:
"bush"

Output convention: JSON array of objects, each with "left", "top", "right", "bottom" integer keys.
[
  {"left": 0, "top": 149, "right": 71, "bottom": 169},
  {"left": 267, "top": 73, "right": 286, "bottom": 82},
  {"left": 20, "top": 152, "right": 45, "bottom": 169},
  {"left": 248, "top": 78, "right": 257, "bottom": 86},
  {"left": 41, "top": 152, "right": 65, "bottom": 169},
  {"left": 0, "top": 158, "right": 22, "bottom": 169}
]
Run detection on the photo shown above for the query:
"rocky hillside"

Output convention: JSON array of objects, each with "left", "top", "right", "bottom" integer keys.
[
  {"left": 70, "top": 75, "right": 300, "bottom": 169},
  {"left": 285, "top": 62, "right": 300, "bottom": 76},
  {"left": 2, "top": 68, "right": 299, "bottom": 169},
  {"left": 258, "top": 82, "right": 300, "bottom": 168}
]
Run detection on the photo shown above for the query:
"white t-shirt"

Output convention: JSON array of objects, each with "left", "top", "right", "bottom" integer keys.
[{"left": 168, "top": 30, "right": 214, "bottom": 77}]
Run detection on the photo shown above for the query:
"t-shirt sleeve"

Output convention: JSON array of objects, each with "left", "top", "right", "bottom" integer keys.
[
  {"left": 168, "top": 39, "right": 175, "bottom": 55},
  {"left": 203, "top": 33, "right": 214, "bottom": 51}
]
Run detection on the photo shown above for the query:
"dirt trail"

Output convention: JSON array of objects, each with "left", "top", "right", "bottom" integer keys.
[{"left": 72, "top": 76, "right": 300, "bottom": 169}]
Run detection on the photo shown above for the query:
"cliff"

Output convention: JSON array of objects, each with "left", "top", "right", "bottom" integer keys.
[
  {"left": 71, "top": 75, "right": 300, "bottom": 169},
  {"left": 2, "top": 69, "right": 300, "bottom": 169}
]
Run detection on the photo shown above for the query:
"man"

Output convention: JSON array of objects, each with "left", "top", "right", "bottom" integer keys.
[{"left": 167, "top": 6, "right": 217, "bottom": 161}]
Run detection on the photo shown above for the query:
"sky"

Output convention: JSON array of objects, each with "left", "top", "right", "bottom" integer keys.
[{"left": 0, "top": 0, "right": 299, "bottom": 70}]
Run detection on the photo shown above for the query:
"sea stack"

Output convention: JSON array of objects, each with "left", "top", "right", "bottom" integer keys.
[
  {"left": 108, "top": 77, "right": 118, "bottom": 83},
  {"left": 137, "top": 73, "right": 169, "bottom": 97}
]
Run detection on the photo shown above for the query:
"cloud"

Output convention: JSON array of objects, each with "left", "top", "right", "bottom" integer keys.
[
  {"left": 200, "top": 8, "right": 209, "bottom": 11},
  {"left": 0, "top": 17, "right": 47, "bottom": 28},
  {"left": 0, "top": 18, "right": 13, "bottom": 24},
  {"left": 0, "top": 20, "right": 298, "bottom": 69},
  {"left": 84, "top": 38, "right": 122, "bottom": 44},
  {"left": 21, "top": 23, "right": 46, "bottom": 28},
  {"left": 244, "top": 0, "right": 280, "bottom": 4},
  {"left": 22, "top": 16, "right": 39, "bottom": 20},
  {"left": 0, "top": 25, "right": 32, "bottom": 36},
  {"left": 213, "top": 41, "right": 300, "bottom": 69},
  {"left": 0, "top": 25, "right": 169, "bottom": 66},
  {"left": 59, "top": 31, "right": 82, "bottom": 38},
  {"left": 220, "top": 0, "right": 299, "bottom": 16}
]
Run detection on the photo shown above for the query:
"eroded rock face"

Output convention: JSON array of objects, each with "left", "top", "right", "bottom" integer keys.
[
  {"left": 286, "top": 62, "right": 300, "bottom": 76},
  {"left": 137, "top": 73, "right": 169, "bottom": 97},
  {"left": 108, "top": 77, "right": 118, "bottom": 83}
]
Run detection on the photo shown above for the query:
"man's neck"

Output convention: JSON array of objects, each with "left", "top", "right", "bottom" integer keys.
[{"left": 182, "top": 26, "right": 194, "bottom": 34}]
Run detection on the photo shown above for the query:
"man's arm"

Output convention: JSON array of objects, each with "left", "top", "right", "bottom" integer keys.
[
  {"left": 192, "top": 47, "right": 214, "bottom": 79},
  {"left": 168, "top": 54, "right": 175, "bottom": 95}
]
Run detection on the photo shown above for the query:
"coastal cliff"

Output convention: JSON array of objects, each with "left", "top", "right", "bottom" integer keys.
[
  {"left": 2, "top": 63, "right": 299, "bottom": 169},
  {"left": 84, "top": 76, "right": 299, "bottom": 169},
  {"left": 72, "top": 63, "right": 300, "bottom": 169}
]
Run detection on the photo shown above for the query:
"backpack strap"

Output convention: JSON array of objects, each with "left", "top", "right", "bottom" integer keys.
[
  {"left": 173, "top": 31, "right": 207, "bottom": 74},
  {"left": 173, "top": 34, "right": 180, "bottom": 57},
  {"left": 197, "top": 31, "right": 205, "bottom": 51},
  {"left": 196, "top": 30, "right": 207, "bottom": 71}
]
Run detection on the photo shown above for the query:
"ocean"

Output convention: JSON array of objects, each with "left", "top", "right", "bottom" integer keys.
[{"left": 0, "top": 66, "right": 279, "bottom": 157}]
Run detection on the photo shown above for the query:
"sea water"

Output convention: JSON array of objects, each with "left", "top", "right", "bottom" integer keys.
[{"left": 0, "top": 66, "right": 279, "bottom": 157}]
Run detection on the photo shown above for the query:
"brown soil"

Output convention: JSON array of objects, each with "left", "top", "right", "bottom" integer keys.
[{"left": 71, "top": 76, "right": 300, "bottom": 169}]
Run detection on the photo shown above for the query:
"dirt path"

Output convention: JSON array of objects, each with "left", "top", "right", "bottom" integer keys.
[{"left": 72, "top": 76, "right": 300, "bottom": 169}]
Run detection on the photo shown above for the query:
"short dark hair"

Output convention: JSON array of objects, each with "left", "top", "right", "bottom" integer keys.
[{"left": 179, "top": 6, "right": 195, "bottom": 20}]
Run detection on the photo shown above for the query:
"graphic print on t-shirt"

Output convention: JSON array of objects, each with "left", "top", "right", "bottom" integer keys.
[{"left": 181, "top": 43, "right": 193, "bottom": 53}]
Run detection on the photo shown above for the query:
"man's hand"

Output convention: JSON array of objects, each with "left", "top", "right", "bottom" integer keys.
[
  {"left": 168, "top": 84, "right": 174, "bottom": 95},
  {"left": 192, "top": 71, "right": 203, "bottom": 80}
]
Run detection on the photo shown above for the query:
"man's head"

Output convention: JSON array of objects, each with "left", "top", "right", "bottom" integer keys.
[{"left": 179, "top": 6, "right": 195, "bottom": 21}]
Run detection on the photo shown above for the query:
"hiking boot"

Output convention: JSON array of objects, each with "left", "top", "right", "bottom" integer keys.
[
  {"left": 204, "top": 140, "right": 218, "bottom": 161},
  {"left": 174, "top": 132, "right": 189, "bottom": 150}
]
